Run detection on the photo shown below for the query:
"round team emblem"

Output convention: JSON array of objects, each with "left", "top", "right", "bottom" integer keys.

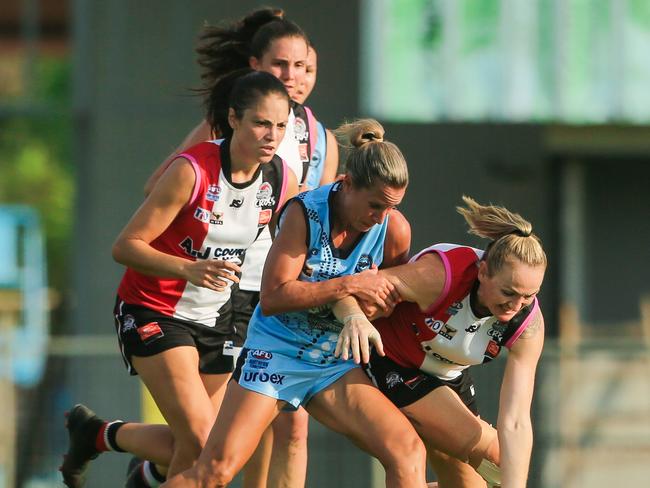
[
  {"left": 293, "top": 116, "right": 308, "bottom": 141},
  {"left": 355, "top": 254, "right": 373, "bottom": 272},
  {"left": 256, "top": 182, "right": 273, "bottom": 200}
]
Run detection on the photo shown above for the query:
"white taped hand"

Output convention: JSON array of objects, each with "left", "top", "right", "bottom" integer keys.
[{"left": 334, "top": 313, "right": 385, "bottom": 364}]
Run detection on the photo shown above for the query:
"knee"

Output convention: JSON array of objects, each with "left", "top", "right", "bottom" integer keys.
[
  {"left": 272, "top": 409, "right": 309, "bottom": 445},
  {"left": 383, "top": 430, "right": 427, "bottom": 472},
  {"left": 460, "top": 420, "right": 498, "bottom": 467},
  {"left": 174, "top": 416, "right": 215, "bottom": 460}
]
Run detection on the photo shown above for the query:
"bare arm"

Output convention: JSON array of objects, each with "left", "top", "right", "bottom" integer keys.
[
  {"left": 318, "top": 128, "right": 339, "bottom": 185},
  {"left": 259, "top": 202, "right": 400, "bottom": 316},
  {"left": 497, "top": 310, "right": 545, "bottom": 488},
  {"left": 113, "top": 157, "right": 240, "bottom": 291},
  {"left": 143, "top": 120, "right": 213, "bottom": 196}
]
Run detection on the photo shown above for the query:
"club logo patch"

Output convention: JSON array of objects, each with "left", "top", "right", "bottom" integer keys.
[
  {"left": 355, "top": 254, "right": 373, "bottom": 272},
  {"left": 251, "top": 349, "right": 273, "bottom": 360},
  {"left": 385, "top": 372, "right": 403, "bottom": 389},
  {"left": 255, "top": 182, "right": 275, "bottom": 207},
  {"left": 206, "top": 184, "right": 221, "bottom": 202},
  {"left": 121, "top": 314, "right": 136, "bottom": 333}
]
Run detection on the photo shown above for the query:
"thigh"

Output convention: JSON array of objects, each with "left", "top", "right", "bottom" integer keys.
[
  {"left": 132, "top": 346, "right": 216, "bottom": 438},
  {"left": 197, "top": 381, "right": 282, "bottom": 471},
  {"left": 200, "top": 372, "right": 232, "bottom": 413},
  {"left": 401, "top": 386, "right": 491, "bottom": 463},
  {"left": 306, "top": 368, "right": 419, "bottom": 460}
]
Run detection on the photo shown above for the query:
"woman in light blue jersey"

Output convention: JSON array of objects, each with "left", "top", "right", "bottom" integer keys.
[{"left": 162, "top": 119, "right": 429, "bottom": 488}]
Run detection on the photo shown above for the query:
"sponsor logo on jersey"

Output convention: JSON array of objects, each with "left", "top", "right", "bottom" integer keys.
[
  {"left": 194, "top": 207, "right": 211, "bottom": 223},
  {"left": 248, "top": 359, "right": 269, "bottom": 370},
  {"left": 294, "top": 116, "right": 308, "bottom": 142},
  {"left": 121, "top": 314, "right": 136, "bottom": 333},
  {"left": 439, "top": 324, "right": 457, "bottom": 340},
  {"left": 385, "top": 372, "right": 403, "bottom": 389},
  {"left": 424, "top": 317, "right": 444, "bottom": 333},
  {"left": 299, "top": 143, "right": 309, "bottom": 163},
  {"left": 230, "top": 198, "right": 244, "bottom": 208},
  {"left": 355, "top": 254, "right": 373, "bottom": 273},
  {"left": 424, "top": 349, "right": 464, "bottom": 366},
  {"left": 485, "top": 340, "right": 500, "bottom": 358},
  {"left": 243, "top": 371, "right": 285, "bottom": 385},
  {"left": 446, "top": 301, "right": 463, "bottom": 315},
  {"left": 258, "top": 209, "right": 272, "bottom": 227},
  {"left": 210, "top": 211, "right": 224, "bottom": 225},
  {"left": 179, "top": 237, "right": 244, "bottom": 261},
  {"left": 487, "top": 322, "right": 506, "bottom": 342},
  {"left": 251, "top": 349, "right": 273, "bottom": 360},
  {"left": 465, "top": 322, "right": 480, "bottom": 333},
  {"left": 255, "top": 182, "right": 276, "bottom": 207},
  {"left": 206, "top": 184, "right": 221, "bottom": 202},
  {"left": 137, "top": 322, "right": 164, "bottom": 344}
]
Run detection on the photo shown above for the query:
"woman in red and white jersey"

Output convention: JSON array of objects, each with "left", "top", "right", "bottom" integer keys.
[
  {"left": 139, "top": 10, "right": 337, "bottom": 488},
  {"left": 333, "top": 196, "right": 547, "bottom": 488},
  {"left": 60, "top": 71, "right": 298, "bottom": 488}
]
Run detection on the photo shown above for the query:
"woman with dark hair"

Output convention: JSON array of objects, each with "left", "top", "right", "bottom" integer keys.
[
  {"left": 60, "top": 70, "right": 298, "bottom": 488},
  {"left": 333, "top": 196, "right": 547, "bottom": 488},
  {"left": 139, "top": 9, "right": 338, "bottom": 487}
]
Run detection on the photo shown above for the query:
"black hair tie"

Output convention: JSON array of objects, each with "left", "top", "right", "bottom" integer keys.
[{"left": 512, "top": 229, "right": 532, "bottom": 238}]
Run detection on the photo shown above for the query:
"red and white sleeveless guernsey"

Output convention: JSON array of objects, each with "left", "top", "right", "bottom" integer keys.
[
  {"left": 374, "top": 243, "right": 540, "bottom": 381},
  {"left": 117, "top": 139, "right": 289, "bottom": 327}
]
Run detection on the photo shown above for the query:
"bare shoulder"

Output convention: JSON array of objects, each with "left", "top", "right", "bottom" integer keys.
[
  {"left": 383, "top": 209, "right": 411, "bottom": 267},
  {"left": 519, "top": 307, "right": 545, "bottom": 340},
  {"left": 387, "top": 208, "right": 411, "bottom": 237}
]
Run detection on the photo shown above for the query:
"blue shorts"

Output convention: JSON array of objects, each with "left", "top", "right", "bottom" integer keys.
[
  {"left": 232, "top": 347, "right": 357, "bottom": 410},
  {"left": 233, "top": 305, "right": 360, "bottom": 409}
]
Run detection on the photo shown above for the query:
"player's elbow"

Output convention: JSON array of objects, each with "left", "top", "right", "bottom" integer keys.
[
  {"left": 498, "top": 414, "right": 532, "bottom": 436},
  {"left": 259, "top": 293, "right": 280, "bottom": 316},
  {"left": 111, "top": 236, "right": 134, "bottom": 266}
]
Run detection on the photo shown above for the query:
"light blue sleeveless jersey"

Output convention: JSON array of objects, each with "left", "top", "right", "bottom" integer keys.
[{"left": 236, "top": 182, "right": 390, "bottom": 408}]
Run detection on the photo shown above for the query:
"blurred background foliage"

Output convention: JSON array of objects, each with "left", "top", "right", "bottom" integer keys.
[{"left": 0, "top": 56, "right": 73, "bottom": 315}]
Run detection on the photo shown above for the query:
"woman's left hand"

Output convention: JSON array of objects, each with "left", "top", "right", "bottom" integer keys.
[{"left": 334, "top": 314, "right": 384, "bottom": 364}]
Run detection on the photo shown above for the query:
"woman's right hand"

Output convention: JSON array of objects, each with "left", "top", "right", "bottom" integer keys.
[
  {"left": 184, "top": 259, "right": 241, "bottom": 292},
  {"left": 347, "top": 267, "right": 400, "bottom": 312}
]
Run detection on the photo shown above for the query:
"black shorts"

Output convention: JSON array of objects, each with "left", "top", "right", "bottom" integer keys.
[
  {"left": 229, "top": 286, "right": 260, "bottom": 347},
  {"left": 114, "top": 297, "right": 236, "bottom": 376},
  {"left": 363, "top": 349, "right": 479, "bottom": 415}
]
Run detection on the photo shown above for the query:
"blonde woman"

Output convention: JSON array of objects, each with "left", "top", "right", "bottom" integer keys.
[
  {"left": 334, "top": 196, "right": 547, "bottom": 488},
  {"left": 162, "top": 119, "right": 429, "bottom": 488}
]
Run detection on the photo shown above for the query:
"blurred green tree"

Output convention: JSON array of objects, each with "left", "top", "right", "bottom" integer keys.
[{"left": 0, "top": 56, "right": 73, "bottom": 313}]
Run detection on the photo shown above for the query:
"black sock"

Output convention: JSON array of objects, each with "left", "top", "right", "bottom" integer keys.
[{"left": 105, "top": 421, "right": 127, "bottom": 452}]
